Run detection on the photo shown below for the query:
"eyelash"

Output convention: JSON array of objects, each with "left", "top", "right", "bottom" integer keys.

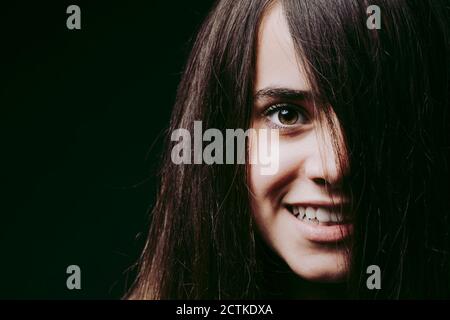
[{"left": 261, "top": 103, "right": 310, "bottom": 131}]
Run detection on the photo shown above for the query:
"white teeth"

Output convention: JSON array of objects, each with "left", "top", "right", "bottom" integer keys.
[
  {"left": 298, "top": 207, "right": 306, "bottom": 219},
  {"left": 289, "top": 205, "right": 345, "bottom": 224},
  {"left": 316, "top": 208, "right": 331, "bottom": 223},
  {"left": 305, "top": 207, "right": 316, "bottom": 220},
  {"left": 330, "top": 212, "right": 343, "bottom": 222}
]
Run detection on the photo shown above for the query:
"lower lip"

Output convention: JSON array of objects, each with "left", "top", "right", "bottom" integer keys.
[{"left": 286, "top": 210, "right": 353, "bottom": 243}]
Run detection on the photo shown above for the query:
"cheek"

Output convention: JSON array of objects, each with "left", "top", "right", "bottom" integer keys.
[
  {"left": 248, "top": 162, "right": 274, "bottom": 237},
  {"left": 247, "top": 130, "right": 309, "bottom": 241},
  {"left": 249, "top": 138, "right": 306, "bottom": 199},
  {"left": 248, "top": 140, "right": 300, "bottom": 240}
]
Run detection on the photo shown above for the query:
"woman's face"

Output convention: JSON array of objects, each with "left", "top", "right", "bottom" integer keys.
[{"left": 249, "top": 3, "right": 352, "bottom": 282}]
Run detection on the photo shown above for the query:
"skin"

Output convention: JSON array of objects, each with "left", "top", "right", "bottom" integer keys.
[{"left": 249, "top": 2, "right": 351, "bottom": 284}]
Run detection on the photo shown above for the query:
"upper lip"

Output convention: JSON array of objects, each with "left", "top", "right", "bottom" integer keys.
[{"left": 284, "top": 201, "right": 348, "bottom": 210}]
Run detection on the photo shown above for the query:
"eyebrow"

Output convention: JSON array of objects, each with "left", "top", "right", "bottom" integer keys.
[{"left": 253, "top": 87, "right": 314, "bottom": 102}]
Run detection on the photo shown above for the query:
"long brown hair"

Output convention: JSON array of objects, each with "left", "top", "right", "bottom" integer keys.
[
  {"left": 128, "top": 0, "right": 450, "bottom": 299},
  {"left": 127, "top": 0, "right": 273, "bottom": 299}
]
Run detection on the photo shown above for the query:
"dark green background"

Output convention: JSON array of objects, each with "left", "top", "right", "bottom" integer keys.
[{"left": 0, "top": 1, "right": 213, "bottom": 299}]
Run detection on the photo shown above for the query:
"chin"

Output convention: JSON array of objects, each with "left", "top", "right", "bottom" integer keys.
[{"left": 284, "top": 251, "right": 349, "bottom": 283}]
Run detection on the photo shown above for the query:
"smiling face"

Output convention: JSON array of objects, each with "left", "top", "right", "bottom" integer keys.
[{"left": 249, "top": 2, "right": 352, "bottom": 282}]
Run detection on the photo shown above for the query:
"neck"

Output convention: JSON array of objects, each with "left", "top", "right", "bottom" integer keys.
[
  {"left": 262, "top": 268, "right": 349, "bottom": 299},
  {"left": 288, "top": 274, "right": 349, "bottom": 299}
]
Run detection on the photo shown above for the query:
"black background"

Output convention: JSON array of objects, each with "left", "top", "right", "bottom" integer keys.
[{"left": 0, "top": 1, "right": 214, "bottom": 299}]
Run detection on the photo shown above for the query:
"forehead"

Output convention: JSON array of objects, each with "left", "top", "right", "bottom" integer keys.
[{"left": 254, "top": 2, "right": 310, "bottom": 93}]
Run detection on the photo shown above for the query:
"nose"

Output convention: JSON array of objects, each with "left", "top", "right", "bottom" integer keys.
[{"left": 303, "top": 129, "right": 346, "bottom": 189}]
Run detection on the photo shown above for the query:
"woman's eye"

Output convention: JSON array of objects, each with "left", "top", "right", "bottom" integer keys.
[{"left": 264, "top": 104, "right": 309, "bottom": 128}]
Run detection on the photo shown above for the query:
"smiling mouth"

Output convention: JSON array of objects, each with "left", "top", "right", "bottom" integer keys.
[
  {"left": 285, "top": 204, "right": 353, "bottom": 243},
  {"left": 285, "top": 204, "right": 351, "bottom": 226}
]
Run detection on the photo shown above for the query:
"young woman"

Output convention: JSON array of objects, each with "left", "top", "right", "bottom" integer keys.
[{"left": 127, "top": 0, "right": 450, "bottom": 299}]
